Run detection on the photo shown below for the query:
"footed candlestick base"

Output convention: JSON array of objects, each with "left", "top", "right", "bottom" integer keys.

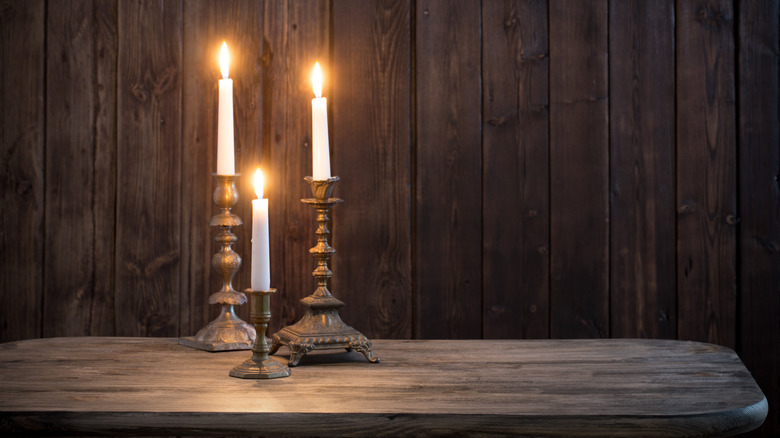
[
  {"left": 231, "top": 289, "right": 290, "bottom": 379},
  {"left": 269, "top": 295, "right": 378, "bottom": 366},
  {"left": 269, "top": 176, "right": 378, "bottom": 367}
]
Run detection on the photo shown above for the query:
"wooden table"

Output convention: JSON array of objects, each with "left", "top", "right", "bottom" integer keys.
[{"left": 0, "top": 337, "right": 767, "bottom": 437}]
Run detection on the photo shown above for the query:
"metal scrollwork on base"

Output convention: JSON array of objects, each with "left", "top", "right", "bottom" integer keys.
[{"left": 269, "top": 177, "right": 379, "bottom": 366}]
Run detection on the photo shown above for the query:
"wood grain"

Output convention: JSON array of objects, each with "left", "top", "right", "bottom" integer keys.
[
  {"left": 263, "top": 0, "right": 330, "bottom": 335},
  {"left": 330, "top": 0, "right": 412, "bottom": 339},
  {"left": 115, "top": 0, "right": 182, "bottom": 336},
  {"left": 180, "top": 0, "right": 264, "bottom": 336},
  {"left": 481, "top": 0, "right": 549, "bottom": 339},
  {"left": 43, "top": 0, "right": 117, "bottom": 337},
  {"left": 608, "top": 0, "right": 675, "bottom": 339},
  {"left": 675, "top": 0, "right": 736, "bottom": 348},
  {"left": 0, "top": 0, "right": 45, "bottom": 342},
  {"left": 737, "top": 1, "right": 780, "bottom": 435},
  {"left": 415, "top": 0, "right": 482, "bottom": 339},
  {"left": 0, "top": 337, "right": 767, "bottom": 437},
  {"left": 549, "top": 0, "right": 609, "bottom": 338}
]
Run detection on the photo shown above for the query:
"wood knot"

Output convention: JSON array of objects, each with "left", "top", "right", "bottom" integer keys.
[
  {"left": 15, "top": 180, "right": 32, "bottom": 196},
  {"left": 487, "top": 116, "right": 506, "bottom": 126},
  {"left": 131, "top": 82, "right": 148, "bottom": 102},
  {"left": 261, "top": 39, "right": 273, "bottom": 67},
  {"left": 152, "top": 66, "right": 177, "bottom": 96},
  {"left": 503, "top": 17, "right": 517, "bottom": 29},
  {"left": 696, "top": 5, "right": 729, "bottom": 31},
  {"left": 678, "top": 200, "right": 696, "bottom": 214},
  {"left": 757, "top": 236, "right": 780, "bottom": 253}
]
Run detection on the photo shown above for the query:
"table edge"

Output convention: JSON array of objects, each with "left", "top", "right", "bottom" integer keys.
[{"left": 0, "top": 397, "right": 767, "bottom": 437}]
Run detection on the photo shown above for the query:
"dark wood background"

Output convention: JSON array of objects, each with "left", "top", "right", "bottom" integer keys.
[{"left": 1, "top": 0, "right": 777, "bottom": 435}]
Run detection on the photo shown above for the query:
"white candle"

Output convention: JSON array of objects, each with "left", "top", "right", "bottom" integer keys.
[
  {"left": 251, "top": 169, "right": 271, "bottom": 291},
  {"left": 311, "top": 62, "right": 330, "bottom": 180},
  {"left": 217, "top": 41, "right": 235, "bottom": 176}
]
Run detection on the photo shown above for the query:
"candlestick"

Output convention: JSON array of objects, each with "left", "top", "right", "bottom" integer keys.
[
  {"left": 180, "top": 173, "right": 255, "bottom": 351},
  {"left": 311, "top": 62, "right": 330, "bottom": 180},
  {"left": 269, "top": 176, "right": 378, "bottom": 366},
  {"left": 217, "top": 41, "right": 235, "bottom": 175},
  {"left": 230, "top": 288, "right": 291, "bottom": 379}
]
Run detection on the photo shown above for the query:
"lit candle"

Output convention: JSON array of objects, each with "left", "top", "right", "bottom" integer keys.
[
  {"left": 311, "top": 62, "right": 330, "bottom": 180},
  {"left": 251, "top": 169, "right": 271, "bottom": 291},
  {"left": 217, "top": 41, "right": 235, "bottom": 176}
]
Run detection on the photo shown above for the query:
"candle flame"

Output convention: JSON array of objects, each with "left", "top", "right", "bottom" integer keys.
[
  {"left": 220, "top": 41, "right": 230, "bottom": 79},
  {"left": 254, "top": 168, "right": 264, "bottom": 199},
  {"left": 312, "top": 62, "right": 322, "bottom": 98}
]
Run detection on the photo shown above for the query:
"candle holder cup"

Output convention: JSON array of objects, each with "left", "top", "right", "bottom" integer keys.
[
  {"left": 269, "top": 176, "right": 379, "bottom": 366},
  {"left": 230, "top": 288, "right": 290, "bottom": 379},
  {"left": 180, "top": 173, "right": 256, "bottom": 351}
]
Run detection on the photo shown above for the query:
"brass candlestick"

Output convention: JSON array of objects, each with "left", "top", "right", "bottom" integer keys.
[
  {"left": 230, "top": 288, "right": 291, "bottom": 379},
  {"left": 269, "top": 176, "right": 379, "bottom": 366},
  {"left": 180, "top": 173, "right": 256, "bottom": 351}
]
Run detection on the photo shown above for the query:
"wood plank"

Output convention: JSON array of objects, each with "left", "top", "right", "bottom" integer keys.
[
  {"left": 548, "top": 0, "right": 609, "bottom": 338},
  {"left": 263, "top": 0, "right": 330, "bottom": 335},
  {"left": 0, "top": 0, "right": 45, "bottom": 342},
  {"left": 608, "top": 0, "right": 675, "bottom": 339},
  {"left": 737, "top": 0, "right": 780, "bottom": 435},
  {"left": 91, "top": 0, "right": 119, "bottom": 335},
  {"left": 675, "top": 0, "right": 737, "bottom": 348},
  {"left": 414, "top": 0, "right": 482, "bottom": 339},
  {"left": 0, "top": 337, "right": 768, "bottom": 437},
  {"left": 180, "top": 0, "right": 264, "bottom": 336},
  {"left": 481, "top": 0, "right": 549, "bottom": 339},
  {"left": 115, "top": 0, "right": 182, "bottom": 336},
  {"left": 330, "top": 0, "right": 412, "bottom": 339},
  {"left": 43, "top": 0, "right": 117, "bottom": 337}
]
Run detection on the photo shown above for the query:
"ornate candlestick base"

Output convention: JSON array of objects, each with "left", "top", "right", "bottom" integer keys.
[
  {"left": 269, "top": 177, "right": 378, "bottom": 367},
  {"left": 230, "top": 289, "right": 290, "bottom": 379},
  {"left": 180, "top": 174, "right": 255, "bottom": 352}
]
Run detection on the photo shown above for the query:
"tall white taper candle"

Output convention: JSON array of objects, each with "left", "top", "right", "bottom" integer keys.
[
  {"left": 217, "top": 41, "right": 235, "bottom": 176},
  {"left": 311, "top": 62, "right": 330, "bottom": 180}
]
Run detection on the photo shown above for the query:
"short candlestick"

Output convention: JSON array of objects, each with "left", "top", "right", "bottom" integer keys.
[
  {"left": 269, "top": 176, "right": 379, "bottom": 366},
  {"left": 180, "top": 173, "right": 255, "bottom": 351},
  {"left": 230, "top": 288, "right": 290, "bottom": 379}
]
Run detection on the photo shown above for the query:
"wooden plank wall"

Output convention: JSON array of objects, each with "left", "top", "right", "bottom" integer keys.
[{"left": 0, "top": 0, "right": 777, "bottom": 435}]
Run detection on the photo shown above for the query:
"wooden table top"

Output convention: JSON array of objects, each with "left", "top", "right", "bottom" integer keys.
[{"left": 0, "top": 337, "right": 767, "bottom": 437}]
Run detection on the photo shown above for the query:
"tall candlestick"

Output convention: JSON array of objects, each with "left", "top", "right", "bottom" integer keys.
[
  {"left": 252, "top": 169, "right": 271, "bottom": 291},
  {"left": 217, "top": 41, "right": 235, "bottom": 176},
  {"left": 311, "top": 62, "right": 330, "bottom": 180}
]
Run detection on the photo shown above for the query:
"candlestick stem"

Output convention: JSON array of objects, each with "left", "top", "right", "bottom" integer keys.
[{"left": 269, "top": 176, "right": 378, "bottom": 366}]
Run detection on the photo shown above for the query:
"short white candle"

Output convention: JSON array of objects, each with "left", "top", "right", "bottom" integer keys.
[
  {"left": 251, "top": 169, "right": 271, "bottom": 291},
  {"left": 311, "top": 62, "right": 330, "bottom": 180},
  {"left": 217, "top": 41, "right": 235, "bottom": 176}
]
